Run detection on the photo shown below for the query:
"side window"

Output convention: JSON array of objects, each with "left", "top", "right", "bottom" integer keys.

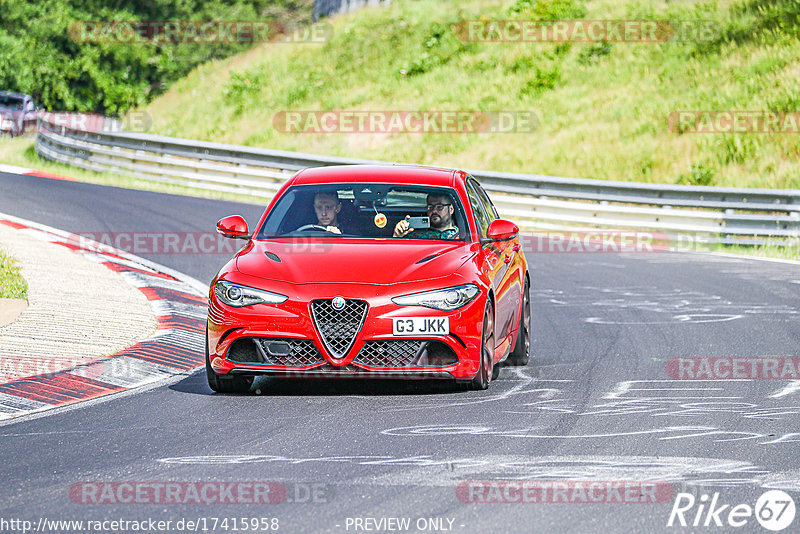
[
  {"left": 468, "top": 177, "right": 499, "bottom": 221},
  {"left": 466, "top": 181, "right": 491, "bottom": 238}
]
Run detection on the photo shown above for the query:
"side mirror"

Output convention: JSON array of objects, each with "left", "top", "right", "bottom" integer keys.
[
  {"left": 217, "top": 215, "right": 250, "bottom": 239},
  {"left": 485, "top": 219, "right": 519, "bottom": 241}
]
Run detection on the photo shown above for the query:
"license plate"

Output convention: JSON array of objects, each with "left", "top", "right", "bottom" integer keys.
[{"left": 392, "top": 317, "right": 449, "bottom": 336}]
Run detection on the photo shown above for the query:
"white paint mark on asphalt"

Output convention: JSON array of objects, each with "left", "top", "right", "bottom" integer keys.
[
  {"left": 585, "top": 314, "right": 743, "bottom": 324},
  {"left": 761, "top": 434, "right": 800, "bottom": 444},
  {"left": 604, "top": 380, "right": 731, "bottom": 400},
  {"left": 155, "top": 453, "right": 800, "bottom": 491},
  {"left": 604, "top": 381, "right": 634, "bottom": 399},
  {"left": 380, "top": 424, "right": 716, "bottom": 440},
  {"left": 547, "top": 286, "right": 796, "bottom": 324},
  {"left": 159, "top": 455, "right": 393, "bottom": 465},
  {"left": 375, "top": 369, "right": 564, "bottom": 412},
  {"left": 527, "top": 388, "right": 562, "bottom": 400},
  {"left": 380, "top": 423, "right": 800, "bottom": 444},
  {"left": 770, "top": 381, "right": 800, "bottom": 398}
]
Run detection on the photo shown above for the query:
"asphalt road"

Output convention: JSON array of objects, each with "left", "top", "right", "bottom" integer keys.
[{"left": 1, "top": 171, "right": 799, "bottom": 533}]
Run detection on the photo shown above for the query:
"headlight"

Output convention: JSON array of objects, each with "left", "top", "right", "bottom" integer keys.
[
  {"left": 392, "top": 284, "right": 480, "bottom": 311},
  {"left": 213, "top": 280, "right": 288, "bottom": 307},
  {"left": 0, "top": 118, "right": 13, "bottom": 130}
]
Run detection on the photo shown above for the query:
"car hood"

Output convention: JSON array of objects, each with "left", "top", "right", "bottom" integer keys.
[{"left": 235, "top": 240, "right": 476, "bottom": 285}]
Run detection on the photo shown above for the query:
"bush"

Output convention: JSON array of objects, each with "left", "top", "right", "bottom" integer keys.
[
  {"left": 676, "top": 163, "right": 715, "bottom": 186},
  {"left": 520, "top": 63, "right": 561, "bottom": 96},
  {"left": 402, "top": 20, "right": 472, "bottom": 76},
  {"left": 509, "top": 0, "right": 588, "bottom": 20},
  {"left": 0, "top": 0, "right": 313, "bottom": 114}
]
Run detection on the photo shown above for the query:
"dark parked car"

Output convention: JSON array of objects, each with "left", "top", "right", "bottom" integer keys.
[{"left": 0, "top": 92, "right": 37, "bottom": 137}]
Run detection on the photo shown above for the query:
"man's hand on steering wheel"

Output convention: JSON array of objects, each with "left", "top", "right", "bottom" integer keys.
[{"left": 296, "top": 224, "right": 341, "bottom": 234}]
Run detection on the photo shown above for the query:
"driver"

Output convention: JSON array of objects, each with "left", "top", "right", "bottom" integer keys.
[
  {"left": 310, "top": 192, "right": 343, "bottom": 234},
  {"left": 393, "top": 194, "right": 459, "bottom": 240}
]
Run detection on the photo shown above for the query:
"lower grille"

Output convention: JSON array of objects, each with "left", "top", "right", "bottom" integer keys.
[
  {"left": 353, "top": 340, "right": 459, "bottom": 368},
  {"left": 227, "top": 338, "right": 324, "bottom": 367}
]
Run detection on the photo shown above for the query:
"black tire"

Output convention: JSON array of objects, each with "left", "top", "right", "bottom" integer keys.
[
  {"left": 469, "top": 301, "right": 494, "bottom": 390},
  {"left": 507, "top": 278, "right": 531, "bottom": 366},
  {"left": 206, "top": 329, "right": 254, "bottom": 394},
  {"left": 491, "top": 361, "right": 501, "bottom": 380}
]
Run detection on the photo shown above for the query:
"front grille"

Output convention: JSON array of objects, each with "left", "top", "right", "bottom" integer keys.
[
  {"left": 354, "top": 340, "right": 459, "bottom": 368},
  {"left": 310, "top": 298, "right": 368, "bottom": 358},
  {"left": 227, "top": 338, "right": 324, "bottom": 367}
]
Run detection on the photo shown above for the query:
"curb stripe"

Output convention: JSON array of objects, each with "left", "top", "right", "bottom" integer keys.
[
  {"left": 0, "top": 375, "right": 125, "bottom": 405},
  {"left": 0, "top": 213, "right": 207, "bottom": 420},
  {"left": 25, "top": 170, "right": 75, "bottom": 181}
]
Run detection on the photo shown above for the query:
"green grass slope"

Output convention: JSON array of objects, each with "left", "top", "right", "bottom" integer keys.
[{"left": 141, "top": 0, "right": 800, "bottom": 189}]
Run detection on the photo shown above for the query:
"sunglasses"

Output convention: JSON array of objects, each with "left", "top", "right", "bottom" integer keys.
[{"left": 426, "top": 203, "right": 452, "bottom": 212}]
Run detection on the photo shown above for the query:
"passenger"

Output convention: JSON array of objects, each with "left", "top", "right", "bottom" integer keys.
[{"left": 393, "top": 194, "right": 459, "bottom": 240}]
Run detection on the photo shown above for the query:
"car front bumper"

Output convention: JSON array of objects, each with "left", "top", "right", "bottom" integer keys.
[{"left": 207, "top": 280, "right": 486, "bottom": 380}]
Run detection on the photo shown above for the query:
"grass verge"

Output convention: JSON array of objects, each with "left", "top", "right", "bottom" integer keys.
[
  {"left": 0, "top": 247, "right": 27, "bottom": 300},
  {"left": 712, "top": 243, "right": 800, "bottom": 262}
]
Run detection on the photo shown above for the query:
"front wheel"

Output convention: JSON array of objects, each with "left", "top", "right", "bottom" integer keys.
[
  {"left": 507, "top": 278, "right": 531, "bottom": 366},
  {"left": 206, "top": 330, "right": 254, "bottom": 394},
  {"left": 469, "top": 301, "right": 495, "bottom": 390}
]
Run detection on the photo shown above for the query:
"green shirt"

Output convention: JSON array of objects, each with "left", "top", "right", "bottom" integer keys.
[{"left": 408, "top": 226, "right": 459, "bottom": 240}]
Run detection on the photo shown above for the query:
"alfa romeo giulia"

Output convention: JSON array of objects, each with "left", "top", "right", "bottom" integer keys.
[{"left": 206, "top": 165, "right": 530, "bottom": 392}]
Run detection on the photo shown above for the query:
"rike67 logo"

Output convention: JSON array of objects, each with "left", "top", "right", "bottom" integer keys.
[{"left": 667, "top": 490, "right": 796, "bottom": 531}]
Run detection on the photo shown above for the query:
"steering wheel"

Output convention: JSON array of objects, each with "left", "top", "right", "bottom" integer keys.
[{"left": 296, "top": 224, "right": 334, "bottom": 232}]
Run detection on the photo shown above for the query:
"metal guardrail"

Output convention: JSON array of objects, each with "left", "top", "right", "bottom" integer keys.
[{"left": 35, "top": 116, "right": 800, "bottom": 244}]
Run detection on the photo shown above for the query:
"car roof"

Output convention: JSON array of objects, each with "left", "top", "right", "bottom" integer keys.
[
  {"left": 291, "top": 165, "right": 466, "bottom": 188},
  {"left": 0, "top": 92, "right": 31, "bottom": 100}
]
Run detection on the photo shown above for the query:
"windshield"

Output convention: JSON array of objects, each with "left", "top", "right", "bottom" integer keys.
[
  {"left": 256, "top": 183, "right": 471, "bottom": 241},
  {"left": 0, "top": 95, "right": 24, "bottom": 110}
]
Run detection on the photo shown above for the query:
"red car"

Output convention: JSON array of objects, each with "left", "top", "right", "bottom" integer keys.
[{"left": 206, "top": 165, "right": 530, "bottom": 392}]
